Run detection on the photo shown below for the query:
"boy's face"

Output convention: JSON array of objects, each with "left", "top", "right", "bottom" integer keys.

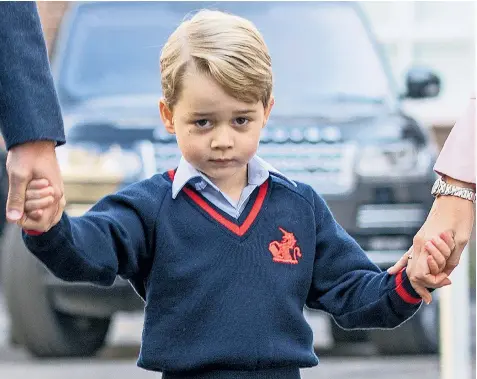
[{"left": 159, "top": 69, "right": 273, "bottom": 188}]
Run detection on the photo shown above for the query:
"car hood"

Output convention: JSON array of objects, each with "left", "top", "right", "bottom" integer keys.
[{"left": 63, "top": 95, "right": 162, "bottom": 130}]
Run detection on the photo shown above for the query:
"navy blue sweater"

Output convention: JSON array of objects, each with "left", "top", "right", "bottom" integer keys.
[{"left": 23, "top": 170, "right": 422, "bottom": 378}]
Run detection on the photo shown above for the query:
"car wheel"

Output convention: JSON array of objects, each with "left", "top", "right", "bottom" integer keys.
[
  {"left": 369, "top": 298, "right": 439, "bottom": 355},
  {"left": 1, "top": 224, "right": 111, "bottom": 357},
  {"left": 330, "top": 320, "right": 369, "bottom": 343}
]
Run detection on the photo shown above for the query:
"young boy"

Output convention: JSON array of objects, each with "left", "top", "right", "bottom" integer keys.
[{"left": 22, "top": 10, "right": 453, "bottom": 379}]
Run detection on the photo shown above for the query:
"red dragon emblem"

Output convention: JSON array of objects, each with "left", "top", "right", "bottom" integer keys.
[{"left": 268, "top": 227, "right": 302, "bottom": 264}]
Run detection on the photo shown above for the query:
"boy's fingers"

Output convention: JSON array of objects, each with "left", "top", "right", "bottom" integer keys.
[
  {"left": 27, "top": 179, "right": 50, "bottom": 190},
  {"left": 21, "top": 220, "right": 49, "bottom": 232},
  {"left": 24, "top": 197, "right": 55, "bottom": 212},
  {"left": 26, "top": 186, "right": 55, "bottom": 200},
  {"left": 431, "top": 236, "right": 452, "bottom": 259},
  {"left": 424, "top": 241, "right": 446, "bottom": 270},
  {"left": 26, "top": 209, "right": 44, "bottom": 221},
  {"left": 440, "top": 231, "right": 456, "bottom": 252}
]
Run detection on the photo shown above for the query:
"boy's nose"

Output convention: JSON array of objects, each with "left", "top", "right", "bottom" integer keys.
[{"left": 210, "top": 127, "right": 234, "bottom": 150}]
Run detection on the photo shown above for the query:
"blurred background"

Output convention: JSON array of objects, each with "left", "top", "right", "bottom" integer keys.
[{"left": 0, "top": 1, "right": 474, "bottom": 378}]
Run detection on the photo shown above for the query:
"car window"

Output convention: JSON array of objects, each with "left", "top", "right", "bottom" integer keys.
[{"left": 59, "top": 1, "right": 393, "bottom": 114}]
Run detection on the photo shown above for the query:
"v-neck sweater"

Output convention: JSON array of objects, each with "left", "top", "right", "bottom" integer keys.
[{"left": 23, "top": 170, "right": 422, "bottom": 377}]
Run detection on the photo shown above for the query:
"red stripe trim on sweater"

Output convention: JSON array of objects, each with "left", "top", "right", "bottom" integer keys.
[
  {"left": 24, "top": 229, "right": 43, "bottom": 236},
  {"left": 168, "top": 169, "right": 175, "bottom": 181},
  {"left": 395, "top": 268, "right": 422, "bottom": 304},
  {"left": 168, "top": 169, "right": 267, "bottom": 237}
]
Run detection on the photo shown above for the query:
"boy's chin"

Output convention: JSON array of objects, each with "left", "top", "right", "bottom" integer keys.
[{"left": 202, "top": 164, "right": 246, "bottom": 179}]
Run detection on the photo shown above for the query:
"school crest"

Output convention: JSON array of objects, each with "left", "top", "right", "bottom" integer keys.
[{"left": 268, "top": 227, "right": 302, "bottom": 264}]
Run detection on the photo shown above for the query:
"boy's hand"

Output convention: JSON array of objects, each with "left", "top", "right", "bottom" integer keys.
[
  {"left": 20, "top": 179, "right": 66, "bottom": 232},
  {"left": 404, "top": 232, "right": 455, "bottom": 304}
]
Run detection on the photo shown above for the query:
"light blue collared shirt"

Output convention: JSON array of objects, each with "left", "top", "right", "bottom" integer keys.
[{"left": 171, "top": 156, "right": 296, "bottom": 219}]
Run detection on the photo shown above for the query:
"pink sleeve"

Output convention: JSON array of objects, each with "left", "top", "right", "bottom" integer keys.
[{"left": 434, "top": 97, "right": 476, "bottom": 184}]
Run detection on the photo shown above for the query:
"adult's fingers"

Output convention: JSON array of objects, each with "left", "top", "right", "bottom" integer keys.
[
  {"left": 413, "top": 271, "right": 450, "bottom": 289},
  {"left": 387, "top": 249, "right": 411, "bottom": 274},
  {"left": 424, "top": 272, "right": 449, "bottom": 287},
  {"left": 5, "top": 169, "right": 30, "bottom": 222},
  {"left": 427, "top": 255, "right": 440, "bottom": 275},
  {"left": 443, "top": 238, "right": 467, "bottom": 278},
  {"left": 412, "top": 283, "right": 432, "bottom": 305},
  {"left": 50, "top": 195, "right": 66, "bottom": 229}
]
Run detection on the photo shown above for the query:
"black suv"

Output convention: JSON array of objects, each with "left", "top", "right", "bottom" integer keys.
[{"left": 1, "top": 1, "right": 442, "bottom": 357}]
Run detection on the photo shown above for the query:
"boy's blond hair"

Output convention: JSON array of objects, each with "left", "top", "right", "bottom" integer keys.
[{"left": 160, "top": 9, "right": 272, "bottom": 109}]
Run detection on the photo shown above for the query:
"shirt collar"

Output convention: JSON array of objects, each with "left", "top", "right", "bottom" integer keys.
[
  {"left": 171, "top": 155, "right": 296, "bottom": 199},
  {"left": 251, "top": 155, "right": 296, "bottom": 187}
]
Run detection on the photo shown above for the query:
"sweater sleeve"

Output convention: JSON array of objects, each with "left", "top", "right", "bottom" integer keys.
[
  {"left": 0, "top": 2, "right": 66, "bottom": 149},
  {"left": 306, "top": 191, "right": 422, "bottom": 329},
  {"left": 22, "top": 178, "right": 166, "bottom": 287}
]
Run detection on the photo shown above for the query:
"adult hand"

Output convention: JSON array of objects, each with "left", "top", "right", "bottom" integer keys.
[
  {"left": 5, "top": 140, "right": 64, "bottom": 231},
  {"left": 388, "top": 186, "right": 474, "bottom": 300},
  {"left": 401, "top": 233, "right": 454, "bottom": 304}
]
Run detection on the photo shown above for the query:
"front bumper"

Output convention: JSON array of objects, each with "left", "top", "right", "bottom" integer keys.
[
  {"left": 326, "top": 177, "right": 434, "bottom": 269},
  {"left": 46, "top": 276, "right": 144, "bottom": 317}
]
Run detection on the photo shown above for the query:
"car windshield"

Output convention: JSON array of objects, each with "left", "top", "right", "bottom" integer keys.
[{"left": 58, "top": 1, "right": 394, "bottom": 115}]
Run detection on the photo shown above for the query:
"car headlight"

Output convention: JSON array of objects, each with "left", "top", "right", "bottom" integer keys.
[
  {"left": 57, "top": 143, "right": 143, "bottom": 181},
  {"left": 356, "top": 142, "right": 432, "bottom": 178}
]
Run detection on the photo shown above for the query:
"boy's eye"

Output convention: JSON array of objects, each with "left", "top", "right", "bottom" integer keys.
[
  {"left": 194, "top": 119, "right": 212, "bottom": 128},
  {"left": 233, "top": 117, "right": 249, "bottom": 127}
]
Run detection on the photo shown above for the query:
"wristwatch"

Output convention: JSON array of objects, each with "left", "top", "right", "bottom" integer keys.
[{"left": 431, "top": 177, "right": 476, "bottom": 203}]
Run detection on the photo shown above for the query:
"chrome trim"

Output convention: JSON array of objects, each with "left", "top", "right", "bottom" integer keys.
[
  {"left": 137, "top": 140, "right": 157, "bottom": 178},
  {"left": 364, "top": 250, "right": 407, "bottom": 266},
  {"left": 357, "top": 204, "right": 426, "bottom": 229}
]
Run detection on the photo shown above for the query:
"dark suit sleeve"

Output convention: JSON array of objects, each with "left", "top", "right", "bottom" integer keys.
[{"left": 0, "top": 2, "right": 66, "bottom": 150}]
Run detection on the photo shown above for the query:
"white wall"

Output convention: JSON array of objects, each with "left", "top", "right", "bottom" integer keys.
[{"left": 359, "top": 1, "right": 475, "bottom": 127}]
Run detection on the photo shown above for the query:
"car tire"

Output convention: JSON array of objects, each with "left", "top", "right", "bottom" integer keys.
[
  {"left": 0, "top": 224, "right": 111, "bottom": 357},
  {"left": 369, "top": 297, "right": 439, "bottom": 355},
  {"left": 330, "top": 321, "right": 369, "bottom": 343}
]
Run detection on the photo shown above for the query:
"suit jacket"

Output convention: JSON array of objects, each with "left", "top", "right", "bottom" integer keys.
[
  {"left": 434, "top": 97, "right": 476, "bottom": 184},
  {"left": 0, "top": 2, "right": 65, "bottom": 150}
]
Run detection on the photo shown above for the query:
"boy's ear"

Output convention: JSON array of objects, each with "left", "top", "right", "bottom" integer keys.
[
  {"left": 159, "top": 98, "right": 175, "bottom": 134},
  {"left": 263, "top": 97, "right": 275, "bottom": 127}
]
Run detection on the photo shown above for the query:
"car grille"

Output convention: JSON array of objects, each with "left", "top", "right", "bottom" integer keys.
[{"left": 148, "top": 140, "right": 357, "bottom": 195}]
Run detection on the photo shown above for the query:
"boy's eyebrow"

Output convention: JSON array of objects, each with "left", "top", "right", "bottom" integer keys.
[
  {"left": 232, "top": 109, "right": 257, "bottom": 115},
  {"left": 189, "top": 112, "right": 216, "bottom": 118},
  {"left": 188, "top": 109, "right": 257, "bottom": 118}
]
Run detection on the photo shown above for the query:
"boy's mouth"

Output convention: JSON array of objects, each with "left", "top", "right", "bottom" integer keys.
[{"left": 209, "top": 158, "right": 236, "bottom": 165}]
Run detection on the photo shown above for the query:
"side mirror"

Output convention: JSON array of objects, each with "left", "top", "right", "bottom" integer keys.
[{"left": 403, "top": 67, "right": 441, "bottom": 99}]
